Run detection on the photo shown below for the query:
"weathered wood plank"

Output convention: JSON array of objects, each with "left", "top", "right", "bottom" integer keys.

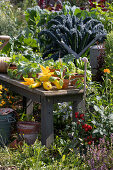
[
  {"left": 41, "top": 96, "right": 54, "bottom": 147},
  {"left": 23, "top": 97, "right": 33, "bottom": 117}
]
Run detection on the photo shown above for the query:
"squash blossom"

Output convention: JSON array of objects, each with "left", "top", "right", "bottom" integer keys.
[
  {"left": 21, "top": 77, "right": 35, "bottom": 85},
  {"left": 0, "top": 85, "right": 2, "bottom": 90},
  {"left": 104, "top": 69, "right": 110, "bottom": 74},
  {"left": 38, "top": 65, "right": 54, "bottom": 82}
]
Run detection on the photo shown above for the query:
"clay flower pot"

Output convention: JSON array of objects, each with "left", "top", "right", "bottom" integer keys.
[
  {"left": 17, "top": 121, "right": 40, "bottom": 145},
  {"left": 0, "top": 57, "right": 10, "bottom": 73},
  {"left": 70, "top": 74, "right": 84, "bottom": 87},
  {"left": 62, "top": 79, "right": 69, "bottom": 89}
]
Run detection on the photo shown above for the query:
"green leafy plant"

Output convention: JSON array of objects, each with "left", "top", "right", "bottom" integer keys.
[
  {"left": 19, "top": 112, "right": 35, "bottom": 122},
  {"left": 39, "top": 14, "right": 106, "bottom": 60},
  {"left": 86, "top": 70, "right": 113, "bottom": 139},
  {"left": 7, "top": 53, "right": 43, "bottom": 79},
  {"left": 104, "top": 31, "right": 113, "bottom": 72}
]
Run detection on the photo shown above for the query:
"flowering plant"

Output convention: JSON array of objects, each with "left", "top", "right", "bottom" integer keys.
[
  {"left": 86, "top": 69, "right": 113, "bottom": 140},
  {"left": 84, "top": 134, "right": 113, "bottom": 169},
  {"left": 0, "top": 84, "right": 15, "bottom": 109},
  {"left": 72, "top": 112, "right": 96, "bottom": 146}
]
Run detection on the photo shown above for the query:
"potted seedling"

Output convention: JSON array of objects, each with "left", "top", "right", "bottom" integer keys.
[{"left": 70, "top": 68, "right": 84, "bottom": 87}]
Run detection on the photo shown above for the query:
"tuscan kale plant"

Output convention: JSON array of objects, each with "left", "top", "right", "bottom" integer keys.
[{"left": 38, "top": 14, "right": 107, "bottom": 60}]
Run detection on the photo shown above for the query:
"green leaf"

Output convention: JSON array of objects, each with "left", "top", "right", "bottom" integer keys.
[
  {"left": 49, "top": 76, "right": 57, "bottom": 82},
  {"left": 94, "top": 105, "right": 100, "bottom": 112},
  {"left": 62, "top": 155, "right": 65, "bottom": 162},
  {"left": 59, "top": 79, "right": 63, "bottom": 86}
]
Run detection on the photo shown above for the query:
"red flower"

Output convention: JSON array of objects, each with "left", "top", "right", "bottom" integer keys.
[
  {"left": 82, "top": 124, "right": 88, "bottom": 129},
  {"left": 79, "top": 114, "right": 84, "bottom": 119},
  {"left": 87, "top": 136, "right": 90, "bottom": 140},
  {"left": 87, "top": 135, "right": 92, "bottom": 140},
  {"left": 75, "top": 112, "right": 79, "bottom": 115},
  {"left": 90, "top": 135, "right": 92, "bottom": 139},
  {"left": 87, "top": 125, "right": 92, "bottom": 130},
  {"left": 88, "top": 141, "right": 92, "bottom": 145},
  {"left": 84, "top": 124, "right": 88, "bottom": 128},
  {"left": 85, "top": 127, "right": 89, "bottom": 132},
  {"left": 75, "top": 115, "right": 78, "bottom": 118},
  {"left": 82, "top": 124, "right": 85, "bottom": 129},
  {"left": 75, "top": 112, "right": 79, "bottom": 118}
]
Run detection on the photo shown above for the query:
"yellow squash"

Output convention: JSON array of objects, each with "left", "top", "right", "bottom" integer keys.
[
  {"left": 53, "top": 79, "right": 63, "bottom": 90},
  {"left": 43, "top": 81, "right": 52, "bottom": 91},
  {"left": 29, "top": 81, "right": 42, "bottom": 88}
]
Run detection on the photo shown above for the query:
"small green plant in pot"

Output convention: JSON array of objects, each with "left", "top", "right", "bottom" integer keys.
[{"left": 70, "top": 68, "right": 84, "bottom": 88}]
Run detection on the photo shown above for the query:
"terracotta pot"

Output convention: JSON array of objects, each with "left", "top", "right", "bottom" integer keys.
[
  {"left": 0, "top": 57, "right": 10, "bottom": 73},
  {"left": 17, "top": 121, "right": 40, "bottom": 145},
  {"left": 70, "top": 74, "right": 84, "bottom": 86},
  {"left": 62, "top": 79, "right": 69, "bottom": 89}
]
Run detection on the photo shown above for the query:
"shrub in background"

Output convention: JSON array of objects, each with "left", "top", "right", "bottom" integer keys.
[{"left": 0, "top": 0, "right": 26, "bottom": 37}]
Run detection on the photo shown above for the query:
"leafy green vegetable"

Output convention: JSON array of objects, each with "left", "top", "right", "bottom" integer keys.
[{"left": 39, "top": 14, "right": 106, "bottom": 60}]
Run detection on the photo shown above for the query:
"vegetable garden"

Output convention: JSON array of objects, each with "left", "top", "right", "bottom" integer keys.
[{"left": 0, "top": 0, "right": 113, "bottom": 169}]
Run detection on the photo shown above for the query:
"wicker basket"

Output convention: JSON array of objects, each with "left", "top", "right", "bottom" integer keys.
[{"left": 0, "top": 57, "right": 10, "bottom": 73}]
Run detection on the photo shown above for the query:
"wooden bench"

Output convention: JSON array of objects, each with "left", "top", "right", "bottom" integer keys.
[{"left": 0, "top": 74, "right": 84, "bottom": 147}]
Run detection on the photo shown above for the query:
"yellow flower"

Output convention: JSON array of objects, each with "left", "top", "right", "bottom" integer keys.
[
  {"left": 0, "top": 91, "right": 2, "bottom": 94},
  {"left": 104, "top": 69, "right": 110, "bottom": 74},
  {"left": 38, "top": 65, "right": 54, "bottom": 82},
  {"left": 0, "top": 85, "right": 2, "bottom": 90},
  {"left": 9, "top": 100, "right": 12, "bottom": 104},
  {"left": 21, "top": 78, "right": 35, "bottom": 86},
  {"left": 4, "top": 88, "right": 8, "bottom": 91},
  {"left": 40, "top": 65, "right": 50, "bottom": 74},
  {"left": 1, "top": 100, "right": 6, "bottom": 105}
]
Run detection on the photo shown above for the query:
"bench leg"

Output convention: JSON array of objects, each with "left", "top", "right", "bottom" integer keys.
[
  {"left": 41, "top": 96, "right": 54, "bottom": 147},
  {"left": 23, "top": 96, "right": 33, "bottom": 118},
  {"left": 72, "top": 94, "right": 84, "bottom": 122}
]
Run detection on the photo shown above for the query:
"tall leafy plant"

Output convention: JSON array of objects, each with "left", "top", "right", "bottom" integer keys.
[
  {"left": 104, "top": 31, "right": 113, "bottom": 72},
  {"left": 38, "top": 14, "right": 106, "bottom": 60}
]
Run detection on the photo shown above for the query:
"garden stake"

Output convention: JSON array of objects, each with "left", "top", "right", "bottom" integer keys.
[{"left": 81, "top": 57, "right": 88, "bottom": 111}]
